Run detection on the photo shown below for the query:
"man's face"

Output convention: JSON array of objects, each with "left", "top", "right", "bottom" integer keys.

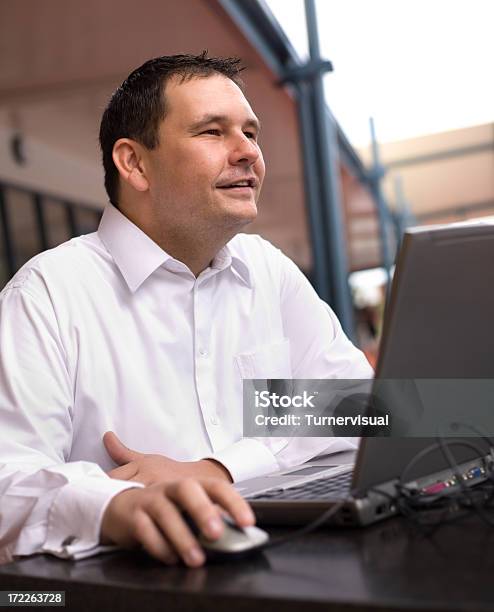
[{"left": 145, "top": 73, "right": 265, "bottom": 234}]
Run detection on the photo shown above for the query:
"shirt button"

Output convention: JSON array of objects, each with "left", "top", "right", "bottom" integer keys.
[
  {"left": 210, "top": 415, "right": 219, "bottom": 425},
  {"left": 199, "top": 348, "right": 209, "bottom": 357}
]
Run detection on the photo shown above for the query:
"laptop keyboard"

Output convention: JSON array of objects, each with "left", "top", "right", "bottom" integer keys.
[{"left": 247, "top": 470, "right": 352, "bottom": 501}]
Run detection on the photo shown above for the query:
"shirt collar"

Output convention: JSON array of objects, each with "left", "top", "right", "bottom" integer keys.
[
  {"left": 98, "top": 204, "right": 252, "bottom": 291},
  {"left": 212, "top": 243, "right": 252, "bottom": 288},
  {"left": 98, "top": 204, "right": 171, "bottom": 292}
]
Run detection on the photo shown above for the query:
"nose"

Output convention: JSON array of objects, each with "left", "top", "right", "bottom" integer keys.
[{"left": 229, "top": 132, "right": 260, "bottom": 167}]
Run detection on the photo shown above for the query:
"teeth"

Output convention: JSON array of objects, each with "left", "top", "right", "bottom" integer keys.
[{"left": 218, "top": 180, "right": 253, "bottom": 188}]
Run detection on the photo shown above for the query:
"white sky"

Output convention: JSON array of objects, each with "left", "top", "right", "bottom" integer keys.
[{"left": 264, "top": 0, "right": 494, "bottom": 146}]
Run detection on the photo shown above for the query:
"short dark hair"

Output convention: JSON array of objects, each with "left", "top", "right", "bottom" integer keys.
[{"left": 98, "top": 52, "right": 245, "bottom": 207}]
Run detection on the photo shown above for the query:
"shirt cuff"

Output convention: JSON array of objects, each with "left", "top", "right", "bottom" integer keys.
[
  {"left": 42, "top": 477, "right": 144, "bottom": 560},
  {"left": 205, "top": 438, "right": 280, "bottom": 483}
]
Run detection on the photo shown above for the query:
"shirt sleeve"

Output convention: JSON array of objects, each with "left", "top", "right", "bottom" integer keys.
[
  {"left": 0, "top": 281, "right": 142, "bottom": 561},
  {"left": 277, "top": 250, "right": 374, "bottom": 380},
  {"left": 207, "top": 245, "right": 374, "bottom": 482}
]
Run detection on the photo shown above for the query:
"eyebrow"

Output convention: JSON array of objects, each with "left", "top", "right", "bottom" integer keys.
[{"left": 188, "top": 114, "right": 261, "bottom": 134}]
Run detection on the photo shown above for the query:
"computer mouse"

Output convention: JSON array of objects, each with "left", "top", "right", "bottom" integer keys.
[{"left": 185, "top": 513, "right": 269, "bottom": 561}]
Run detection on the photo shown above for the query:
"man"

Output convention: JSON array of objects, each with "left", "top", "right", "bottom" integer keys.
[{"left": 0, "top": 53, "right": 372, "bottom": 568}]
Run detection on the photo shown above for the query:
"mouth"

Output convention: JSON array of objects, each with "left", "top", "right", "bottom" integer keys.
[{"left": 216, "top": 177, "right": 257, "bottom": 193}]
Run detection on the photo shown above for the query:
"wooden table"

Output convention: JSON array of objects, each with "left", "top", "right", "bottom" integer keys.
[{"left": 1, "top": 514, "right": 493, "bottom": 611}]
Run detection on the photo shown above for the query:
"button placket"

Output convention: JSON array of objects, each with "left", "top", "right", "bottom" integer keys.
[{"left": 193, "top": 278, "right": 223, "bottom": 447}]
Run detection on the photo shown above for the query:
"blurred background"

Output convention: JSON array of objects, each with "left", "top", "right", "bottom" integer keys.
[{"left": 1, "top": 0, "right": 493, "bottom": 365}]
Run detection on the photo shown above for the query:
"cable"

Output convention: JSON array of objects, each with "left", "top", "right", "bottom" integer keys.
[
  {"left": 260, "top": 489, "right": 359, "bottom": 551},
  {"left": 436, "top": 436, "right": 494, "bottom": 527},
  {"left": 387, "top": 436, "right": 494, "bottom": 530}
]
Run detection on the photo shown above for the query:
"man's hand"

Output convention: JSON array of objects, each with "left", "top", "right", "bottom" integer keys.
[
  {"left": 100, "top": 478, "right": 255, "bottom": 567},
  {"left": 103, "top": 431, "right": 232, "bottom": 485}
]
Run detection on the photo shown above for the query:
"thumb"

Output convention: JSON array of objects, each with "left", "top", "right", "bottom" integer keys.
[{"left": 103, "top": 431, "right": 141, "bottom": 465}]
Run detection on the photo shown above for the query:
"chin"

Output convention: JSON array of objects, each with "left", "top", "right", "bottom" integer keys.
[{"left": 223, "top": 201, "right": 258, "bottom": 226}]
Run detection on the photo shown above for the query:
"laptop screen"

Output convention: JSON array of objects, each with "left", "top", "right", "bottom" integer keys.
[{"left": 355, "top": 221, "right": 494, "bottom": 491}]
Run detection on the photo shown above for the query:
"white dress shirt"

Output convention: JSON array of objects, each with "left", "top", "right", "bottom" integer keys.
[{"left": 0, "top": 203, "right": 373, "bottom": 561}]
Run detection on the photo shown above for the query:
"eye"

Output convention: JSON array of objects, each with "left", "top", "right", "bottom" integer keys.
[
  {"left": 202, "top": 129, "right": 221, "bottom": 136},
  {"left": 244, "top": 131, "right": 257, "bottom": 140}
]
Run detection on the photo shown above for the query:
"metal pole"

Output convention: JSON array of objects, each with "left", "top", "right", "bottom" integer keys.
[
  {"left": 294, "top": 80, "right": 331, "bottom": 300},
  {"left": 304, "top": 0, "right": 355, "bottom": 338}
]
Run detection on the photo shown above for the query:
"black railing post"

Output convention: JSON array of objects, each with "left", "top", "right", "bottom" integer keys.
[
  {"left": 65, "top": 202, "right": 78, "bottom": 237},
  {"left": 293, "top": 79, "right": 332, "bottom": 301},
  {"left": 304, "top": 0, "right": 355, "bottom": 339},
  {"left": 33, "top": 194, "right": 49, "bottom": 251}
]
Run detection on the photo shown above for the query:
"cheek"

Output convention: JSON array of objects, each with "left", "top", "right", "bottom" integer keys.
[{"left": 180, "top": 145, "right": 223, "bottom": 180}]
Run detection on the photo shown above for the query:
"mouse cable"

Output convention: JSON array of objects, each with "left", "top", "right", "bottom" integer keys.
[{"left": 260, "top": 488, "right": 360, "bottom": 550}]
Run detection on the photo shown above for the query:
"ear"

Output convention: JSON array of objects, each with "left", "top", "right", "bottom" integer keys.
[{"left": 112, "top": 138, "right": 149, "bottom": 193}]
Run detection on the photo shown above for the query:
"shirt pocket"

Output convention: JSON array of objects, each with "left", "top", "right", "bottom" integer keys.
[{"left": 235, "top": 338, "right": 292, "bottom": 379}]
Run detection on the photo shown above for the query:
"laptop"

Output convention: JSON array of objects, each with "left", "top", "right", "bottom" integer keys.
[{"left": 235, "top": 221, "right": 494, "bottom": 526}]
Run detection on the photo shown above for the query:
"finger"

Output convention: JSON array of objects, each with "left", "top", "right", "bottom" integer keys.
[
  {"left": 133, "top": 509, "right": 179, "bottom": 565},
  {"left": 103, "top": 431, "right": 141, "bottom": 465},
  {"left": 201, "top": 479, "right": 255, "bottom": 528},
  {"left": 147, "top": 491, "right": 206, "bottom": 568},
  {"left": 107, "top": 462, "right": 139, "bottom": 481},
  {"left": 166, "top": 478, "right": 225, "bottom": 540}
]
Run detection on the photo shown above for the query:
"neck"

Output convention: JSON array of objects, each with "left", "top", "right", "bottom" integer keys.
[{"left": 119, "top": 203, "right": 239, "bottom": 276}]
